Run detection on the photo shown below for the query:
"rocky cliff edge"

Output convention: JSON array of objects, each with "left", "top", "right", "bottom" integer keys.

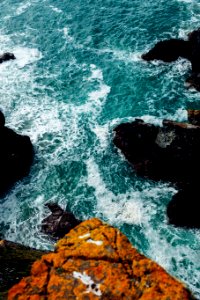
[{"left": 8, "top": 218, "right": 194, "bottom": 300}]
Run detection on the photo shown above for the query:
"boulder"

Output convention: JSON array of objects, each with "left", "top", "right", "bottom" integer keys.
[
  {"left": 167, "top": 185, "right": 200, "bottom": 228},
  {"left": 0, "top": 240, "right": 47, "bottom": 299},
  {"left": 113, "top": 118, "right": 200, "bottom": 185},
  {"left": 0, "top": 53, "right": 16, "bottom": 64},
  {"left": 41, "top": 203, "right": 81, "bottom": 239},
  {"left": 8, "top": 218, "right": 195, "bottom": 299},
  {"left": 0, "top": 111, "right": 34, "bottom": 196}
]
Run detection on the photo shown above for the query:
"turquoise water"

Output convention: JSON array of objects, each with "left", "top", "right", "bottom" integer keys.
[{"left": 0, "top": 0, "right": 200, "bottom": 297}]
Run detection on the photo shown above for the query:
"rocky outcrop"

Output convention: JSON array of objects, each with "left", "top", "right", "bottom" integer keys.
[
  {"left": 167, "top": 185, "right": 200, "bottom": 228},
  {"left": 141, "top": 39, "right": 191, "bottom": 62},
  {"left": 187, "top": 109, "right": 200, "bottom": 126},
  {"left": 0, "top": 53, "right": 16, "bottom": 64},
  {"left": 0, "top": 110, "right": 34, "bottom": 196},
  {"left": 142, "top": 28, "right": 200, "bottom": 91},
  {"left": 113, "top": 111, "right": 200, "bottom": 228},
  {"left": 8, "top": 218, "right": 194, "bottom": 299},
  {"left": 41, "top": 203, "right": 81, "bottom": 239},
  {"left": 0, "top": 240, "right": 47, "bottom": 299},
  {"left": 113, "top": 117, "right": 200, "bottom": 186}
]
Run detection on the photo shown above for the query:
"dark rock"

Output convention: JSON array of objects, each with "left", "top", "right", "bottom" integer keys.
[
  {"left": 113, "top": 118, "right": 200, "bottom": 185},
  {"left": 0, "top": 111, "right": 5, "bottom": 128},
  {"left": 141, "top": 39, "right": 191, "bottom": 62},
  {"left": 0, "top": 53, "right": 16, "bottom": 64},
  {"left": 187, "top": 109, "right": 200, "bottom": 125},
  {"left": 0, "top": 239, "right": 47, "bottom": 298},
  {"left": 185, "top": 73, "right": 200, "bottom": 91},
  {"left": 141, "top": 28, "right": 200, "bottom": 91},
  {"left": 0, "top": 110, "right": 34, "bottom": 196},
  {"left": 188, "top": 28, "right": 200, "bottom": 73},
  {"left": 41, "top": 203, "right": 81, "bottom": 239},
  {"left": 167, "top": 186, "right": 200, "bottom": 228}
]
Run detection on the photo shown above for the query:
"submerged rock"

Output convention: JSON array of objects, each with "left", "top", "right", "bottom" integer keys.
[
  {"left": 0, "top": 240, "right": 46, "bottom": 299},
  {"left": 41, "top": 203, "right": 81, "bottom": 239},
  {"left": 0, "top": 53, "right": 16, "bottom": 64},
  {"left": 0, "top": 110, "right": 34, "bottom": 196},
  {"left": 8, "top": 218, "right": 195, "bottom": 299},
  {"left": 142, "top": 28, "right": 200, "bottom": 91},
  {"left": 114, "top": 118, "right": 200, "bottom": 185}
]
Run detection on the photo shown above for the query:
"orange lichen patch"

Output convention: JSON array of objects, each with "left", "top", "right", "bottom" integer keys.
[{"left": 8, "top": 218, "right": 195, "bottom": 300}]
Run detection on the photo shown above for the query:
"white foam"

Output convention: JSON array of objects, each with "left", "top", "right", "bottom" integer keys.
[
  {"left": 86, "top": 157, "right": 175, "bottom": 225},
  {"left": 91, "top": 124, "right": 109, "bottom": 149},
  {"left": 76, "top": 64, "right": 110, "bottom": 115},
  {"left": 98, "top": 48, "right": 142, "bottom": 63},
  {"left": 49, "top": 5, "right": 62, "bottom": 13},
  {"left": 177, "top": 0, "right": 194, "bottom": 3},
  {"left": 73, "top": 271, "right": 102, "bottom": 296},
  {"left": 63, "top": 27, "right": 74, "bottom": 43},
  {"left": 13, "top": 47, "right": 42, "bottom": 68},
  {"left": 88, "top": 64, "right": 103, "bottom": 81},
  {"left": 16, "top": 1, "right": 32, "bottom": 16}
]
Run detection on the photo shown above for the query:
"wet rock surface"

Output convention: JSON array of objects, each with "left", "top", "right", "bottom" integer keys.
[
  {"left": 8, "top": 218, "right": 195, "bottom": 300},
  {"left": 0, "top": 240, "right": 46, "bottom": 299},
  {"left": 41, "top": 203, "right": 81, "bottom": 239},
  {"left": 142, "top": 28, "right": 200, "bottom": 91},
  {"left": 113, "top": 111, "right": 200, "bottom": 229},
  {"left": 0, "top": 52, "right": 16, "bottom": 64},
  {"left": 0, "top": 110, "right": 34, "bottom": 196},
  {"left": 114, "top": 118, "right": 200, "bottom": 185}
]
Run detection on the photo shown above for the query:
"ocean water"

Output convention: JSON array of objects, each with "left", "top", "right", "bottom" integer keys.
[{"left": 0, "top": 0, "right": 200, "bottom": 297}]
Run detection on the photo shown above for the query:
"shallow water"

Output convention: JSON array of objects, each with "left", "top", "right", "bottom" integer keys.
[{"left": 0, "top": 0, "right": 200, "bottom": 297}]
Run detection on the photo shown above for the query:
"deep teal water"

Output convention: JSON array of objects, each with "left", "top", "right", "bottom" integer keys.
[{"left": 0, "top": 0, "right": 200, "bottom": 297}]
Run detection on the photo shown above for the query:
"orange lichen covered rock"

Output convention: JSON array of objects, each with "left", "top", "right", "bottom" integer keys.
[{"left": 8, "top": 218, "right": 194, "bottom": 300}]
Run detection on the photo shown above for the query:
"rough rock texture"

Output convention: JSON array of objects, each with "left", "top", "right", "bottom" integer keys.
[
  {"left": 113, "top": 118, "right": 200, "bottom": 186},
  {"left": 8, "top": 218, "right": 194, "bottom": 299},
  {"left": 113, "top": 111, "right": 200, "bottom": 229},
  {"left": 41, "top": 203, "right": 81, "bottom": 239},
  {"left": 0, "top": 52, "right": 16, "bottom": 64},
  {"left": 142, "top": 28, "right": 200, "bottom": 91},
  {"left": 0, "top": 110, "right": 34, "bottom": 195},
  {"left": 187, "top": 109, "right": 200, "bottom": 126},
  {"left": 0, "top": 240, "right": 47, "bottom": 299}
]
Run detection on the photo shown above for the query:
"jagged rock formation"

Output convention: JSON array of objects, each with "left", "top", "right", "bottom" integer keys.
[
  {"left": 113, "top": 117, "right": 200, "bottom": 185},
  {"left": 0, "top": 53, "right": 16, "bottom": 64},
  {"left": 8, "top": 219, "right": 195, "bottom": 299},
  {"left": 142, "top": 39, "right": 191, "bottom": 62},
  {"left": 0, "top": 110, "right": 34, "bottom": 196},
  {"left": 113, "top": 110, "right": 200, "bottom": 228},
  {"left": 142, "top": 28, "right": 200, "bottom": 91},
  {"left": 41, "top": 203, "right": 81, "bottom": 239},
  {"left": 0, "top": 240, "right": 47, "bottom": 299}
]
